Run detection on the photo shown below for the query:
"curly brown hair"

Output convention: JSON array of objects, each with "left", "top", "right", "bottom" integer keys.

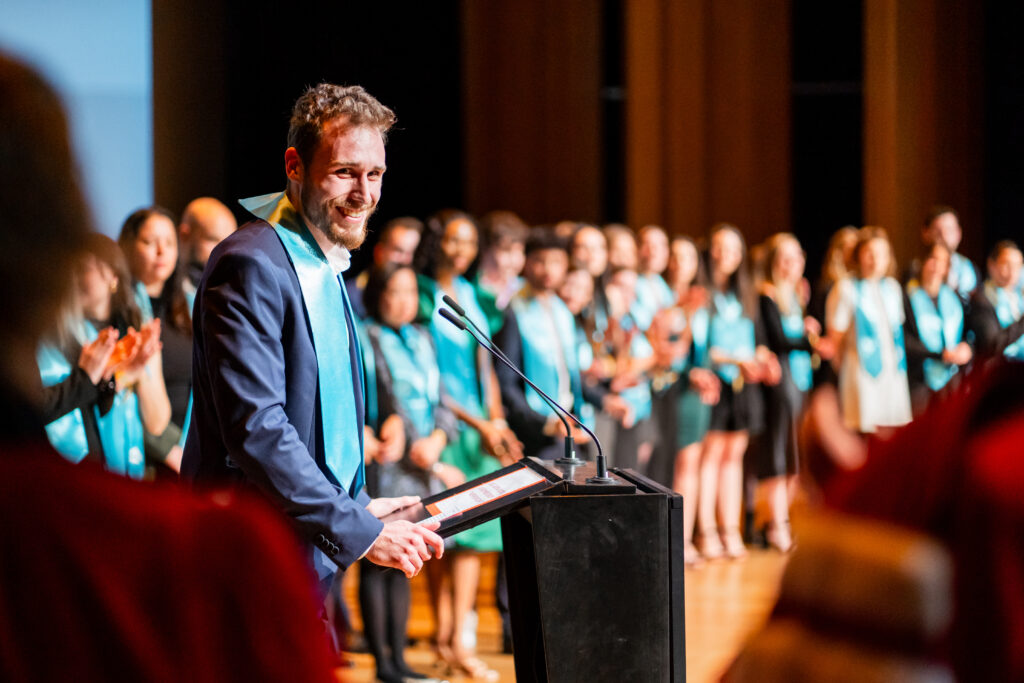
[{"left": 287, "top": 84, "right": 396, "bottom": 167}]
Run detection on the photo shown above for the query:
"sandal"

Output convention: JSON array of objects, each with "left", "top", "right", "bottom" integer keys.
[
  {"left": 765, "top": 520, "right": 795, "bottom": 553},
  {"left": 451, "top": 653, "right": 499, "bottom": 682},
  {"left": 684, "top": 541, "right": 705, "bottom": 568},
  {"left": 721, "top": 527, "right": 748, "bottom": 560},
  {"left": 695, "top": 527, "right": 725, "bottom": 560}
]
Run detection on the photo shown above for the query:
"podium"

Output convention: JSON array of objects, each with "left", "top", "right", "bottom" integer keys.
[{"left": 500, "top": 461, "right": 686, "bottom": 683}]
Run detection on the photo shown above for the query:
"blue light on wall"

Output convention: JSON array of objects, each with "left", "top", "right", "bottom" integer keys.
[{"left": 0, "top": 0, "right": 152, "bottom": 237}]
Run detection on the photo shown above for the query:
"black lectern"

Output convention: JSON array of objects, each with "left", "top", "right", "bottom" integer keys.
[{"left": 501, "top": 461, "right": 686, "bottom": 683}]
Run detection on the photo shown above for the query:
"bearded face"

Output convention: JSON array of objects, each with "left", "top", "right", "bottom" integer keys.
[{"left": 295, "top": 119, "right": 386, "bottom": 251}]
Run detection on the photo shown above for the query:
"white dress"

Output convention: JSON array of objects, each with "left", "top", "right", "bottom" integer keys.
[{"left": 826, "top": 276, "right": 913, "bottom": 432}]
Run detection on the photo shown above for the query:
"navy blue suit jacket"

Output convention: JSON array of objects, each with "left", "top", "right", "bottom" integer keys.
[{"left": 182, "top": 219, "right": 382, "bottom": 570}]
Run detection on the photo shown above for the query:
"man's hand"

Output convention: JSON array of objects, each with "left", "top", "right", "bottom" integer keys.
[{"left": 364, "top": 519, "right": 444, "bottom": 578}]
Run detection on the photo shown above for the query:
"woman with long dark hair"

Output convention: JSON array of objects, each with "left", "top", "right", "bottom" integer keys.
[
  {"left": 413, "top": 209, "right": 521, "bottom": 680},
  {"left": 119, "top": 206, "right": 193, "bottom": 467},
  {"left": 696, "top": 224, "right": 779, "bottom": 560}
]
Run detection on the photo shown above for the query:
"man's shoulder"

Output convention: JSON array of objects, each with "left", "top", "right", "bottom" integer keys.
[{"left": 209, "top": 219, "right": 286, "bottom": 264}]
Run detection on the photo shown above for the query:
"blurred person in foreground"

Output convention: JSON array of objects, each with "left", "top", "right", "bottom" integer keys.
[{"left": 0, "top": 51, "right": 339, "bottom": 681}]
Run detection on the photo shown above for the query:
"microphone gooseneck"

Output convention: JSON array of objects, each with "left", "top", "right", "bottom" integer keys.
[{"left": 438, "top": 300, "right": 612, "bottom": 483}]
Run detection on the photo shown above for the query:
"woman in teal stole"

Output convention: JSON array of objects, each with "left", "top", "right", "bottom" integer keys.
[
  {"left": 650, "top": 236, "right": 718, "bottom": 566},
  {"left": 698, "top": 225, "right": 779, "bottom": 561},
  {"left": 904, "top": 243, "right": 973, "bottom": 414},
  {"left": 360, "top": 263, "right": 461, "bottom": 683},
  {"left": 757, "top": 234, "right": 827, "bottom": 552},
  {"left": 413, "top": 210, "right": 520, "bottom": 680}
]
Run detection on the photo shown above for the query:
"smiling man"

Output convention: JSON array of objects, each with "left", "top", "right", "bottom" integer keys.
[{"left": 182, "top": 84, "right": 443, "bottom": 589}]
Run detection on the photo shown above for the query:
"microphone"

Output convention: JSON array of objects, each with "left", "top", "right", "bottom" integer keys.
[{"left": 439, "top": 298, "right": 613, "bottom": 484}]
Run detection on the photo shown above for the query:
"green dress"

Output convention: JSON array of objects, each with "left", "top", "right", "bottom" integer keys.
[{"left": 418, "top": 274, "right": 503, "bottom": 552}]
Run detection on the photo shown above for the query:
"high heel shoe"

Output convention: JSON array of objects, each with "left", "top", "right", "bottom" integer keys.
[
  {"left": 695, "top": 527, "right": 725, "bottom": 560},
  {"left": 765, "top": 520, "right": 795, "bottom": 553},
  {"left": 684, "top": 541, "right": 705, "bottom": 568},
  {"left": 721, "top": 526, "right": 748, "bottom": 560}
]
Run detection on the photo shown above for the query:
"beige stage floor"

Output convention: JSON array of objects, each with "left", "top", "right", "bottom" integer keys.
[{"left": 338, "top": 549, "right": 788, "bottom": 683}]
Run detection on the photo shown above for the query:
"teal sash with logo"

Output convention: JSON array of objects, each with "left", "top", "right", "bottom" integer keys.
[
  {"left": 709, "top": 292, "right": 755, "bottom": 383},
  {"left": 423, "top": 275, "right": 489, "bottom": 419},
  {"left": 374, "top": 323, "right": 440, "bottom": 440},
  {"left": 631, "top": 273, "right": 674, "bottom": 332},
  {"left": 779, "top": 293, "right": 813, "bottom": 392},
  {"left": 909, "top": 284, "right": 963, "bottom": 390},
  {"left": 617, "top": 314, "right": 653, "bottom": 422},
  {"left": 240, "top": 192, "right": 365, "bottom": 497},
  {"left": 949, "top": 252, "right": 977, "bottom": 299},
  {"left": 854, "top": 279, "right": 906, "bottom": 378},
  {"left": 987, "top": 282, "right": 1024, "bottom": 360},
  {"left": 510, "top": 293, "right": 584, "bottom": 420}
]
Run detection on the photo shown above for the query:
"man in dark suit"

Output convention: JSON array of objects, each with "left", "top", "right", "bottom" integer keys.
[{"left": 182, "top": 84, "right": 443, "bottom": 582}]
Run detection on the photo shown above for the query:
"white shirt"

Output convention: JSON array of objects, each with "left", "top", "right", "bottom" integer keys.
[{"left": 309, "top": 225, "right": 353, "bottom": 275}]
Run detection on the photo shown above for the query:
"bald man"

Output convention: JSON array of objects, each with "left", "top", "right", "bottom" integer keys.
[{"left": 179, "top": 197, "right": 238, "bottom": 289}]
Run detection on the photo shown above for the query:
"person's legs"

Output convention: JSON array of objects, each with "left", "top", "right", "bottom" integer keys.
[
  {"left": 674, "top": 442, "right": 704, "bottom": 565},
  {"left": 358, "top": 562, "right": 397, "bottom": 679},
  {"left": 697, "top": 433, "right": 726, "bottom": 558},
  {"left": 718, "top": 431, "right": 750, "bottom": 558},
  {"left": 763, "top": 474, "right": 793, "bottom": 551},
  {"left": 450, "top": 551, "right": 496, "bottom": 680},
  {"left": 424, "top": 554, "right": 453, "bottom": 667}
]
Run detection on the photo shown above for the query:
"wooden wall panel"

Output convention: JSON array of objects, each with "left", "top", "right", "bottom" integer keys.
[
  {"left": 625, "top": 0, "right": 791, "bottom": 245},
  {"left": 461, "top": 0, "right": 602, "bottom": 224},
  {"left": 864, "top": 0, "right": 984, "bottom": 264}
]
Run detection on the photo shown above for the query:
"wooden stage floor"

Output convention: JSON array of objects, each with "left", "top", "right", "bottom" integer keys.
[{"left": 339, "top": 549, "right": 788, "bottom": 682}]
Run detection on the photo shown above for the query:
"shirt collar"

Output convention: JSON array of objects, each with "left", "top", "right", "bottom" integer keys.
[{"left": 309, "top": 224, "right": 352, "bottom": 274}]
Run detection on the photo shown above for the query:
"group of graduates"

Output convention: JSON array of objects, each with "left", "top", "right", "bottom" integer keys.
[
  {"left": 38, "top": 200, "right": 237, "bottom": 480},
  {"left": 35, "top": 194, "right": 1024, "bottom": 681}
]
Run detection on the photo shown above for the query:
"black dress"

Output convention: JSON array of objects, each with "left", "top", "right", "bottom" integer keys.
[{"left": 757, "top": 294, "right": 812, "bottom": 479}]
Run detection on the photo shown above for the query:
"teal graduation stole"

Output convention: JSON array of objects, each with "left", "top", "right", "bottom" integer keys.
[
  {"left": 986, "top": 281, "right": 1024, "bottom": 360},
  {"left": 510, "top": 292, "right": 584, "bottom": 419},
  {"left": 38, "top": 321, "right": 145, "bottom": 478},
  {"left": 617, "top": 314, "right": 653, "bottom": 422},
  {"left": 631, "top": 273, "right": 674, "bottom": 331},
  {"left": 779, "top": 292, "right": 813, "bottom": 392},
  {"left": 854, "top": 278, "right": 907, "bottom": 378},
  {"left": 709, "top": 291, "right": 755, "bottom": 383},
  {"left": 374, "top": 323, "right": 440, "bottom": 440},
  {"left": 573, "top": 322, "right": 596, "bottom": 430},
  {"left": 909, "top": 284, "right": 963, "bottom": 390},
  {"left": 239, "top": 192, "right": 365, "bottom": 497},
  {"left": 949, "top": 252, "right": 977, "bottom": 299},
  {"left": 423, "top": 274, "right": 489, "bottom": 419}
]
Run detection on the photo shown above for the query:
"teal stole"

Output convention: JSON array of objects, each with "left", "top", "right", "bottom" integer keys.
[
  {"left": 38, "top": 322, "right": 145, "bottom": 478},
  {"left": 239, "top": 192, "right": 365, "bottom": 497},
  {"left": 510, "top": 292, "right": 584, "bottom": 420},
  {"left": 617, "top": 314, "right": 653, "bottom": 422},
  {"left": 373, "top": 323, "right": 440, "bottom": 440},
  {"left": 778, "top": 292, "right": 813, "bottom": 392},
  {"left": 986, "top": 282, "right": 1024, "bottom": 360},
  {"left": 422, "top": 274, "right": 489, "bottom": 419},
  {"left": 573, "top": 322, "right": 596, "bottom": 430},
  {"left": 709, "top": 291, "right": 755, "bottom": 383},
  {"left": 949, "top": 252, "right": 977, "bottom": 299},
  {"left": 909, "top": 284, "right": 963, "bottom": 390},
  {"left": 631, "top": 273, "right": 674, "bottom": 331},
  {"left": 854, "top": 278, "right": 907, "bottom": 377}
]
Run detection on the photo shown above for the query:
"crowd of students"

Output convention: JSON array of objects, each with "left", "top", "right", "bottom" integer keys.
[{"left": 36, "top": 199, "right": 1024, "bottom": 682}]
